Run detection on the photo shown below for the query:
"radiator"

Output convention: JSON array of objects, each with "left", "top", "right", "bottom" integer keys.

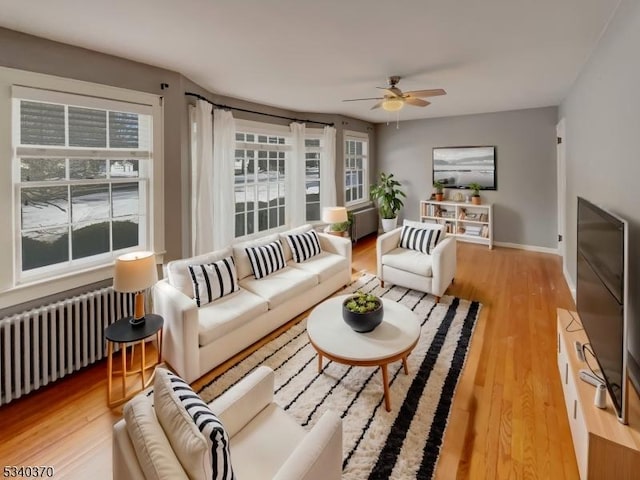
[
  {"left": 0, "top": 287, "right": 134, "bottom": 406},
  {"left": 351, "top": 206, "right": 378, "bottom": 242}
]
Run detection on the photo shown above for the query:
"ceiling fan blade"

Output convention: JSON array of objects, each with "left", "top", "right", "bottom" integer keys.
[
  {"left": 370, "top": 101, "right": 385, "bottom": 110},
  {"left": 405, "top": 97, "right": 430, "bottom": 107},
  {"left": 342, "top": 97, "right": 384, "bottom": 102},
  {"left": 403, "top": 88, "right": 447, "bottom": 98},
  {"left": 377, "top": 86, "right": 402, "bottom": 97}
]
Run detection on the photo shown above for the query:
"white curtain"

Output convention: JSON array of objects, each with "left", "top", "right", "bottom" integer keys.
[
  {"left": 191, "top": 99, "right": 215, "bottom": 255},
  {"left": 212, "top": 109, "right": 236, "bottom": 250},
  {"left": 320, "top": 125, "right": 337, "bottom": 208},
  {"left": 288, "top": 122, "right": 307, "bottom": 227}
]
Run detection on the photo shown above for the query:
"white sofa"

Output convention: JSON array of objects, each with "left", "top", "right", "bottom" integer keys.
[
  {"left": 154, "top": 225, "right": 352, "bottom": 383},
  {"left": 377, "top": 221, "right": 456, "bottom": 301},
  {"left": 113, "top": 366, "right": 343, "bottom": 480}
]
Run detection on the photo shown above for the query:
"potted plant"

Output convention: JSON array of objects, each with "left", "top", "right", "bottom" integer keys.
[
  {"left": 329, "top": 211, "right": 352, "bottom": 237},
  {"left": 370, "top": 172, "right": 406, "bottom": 232},
  {"left": 342, "top": 291, "right": 384, "bottom": 332},
  {"left": 433, "top": 180, "right": 445, "bottom": 202},
  {"left": 468, "top": 182, "right": 482, "bottom": 205}
]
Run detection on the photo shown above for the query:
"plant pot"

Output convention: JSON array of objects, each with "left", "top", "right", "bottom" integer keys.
[
  {"left": 381, "top": 217, "right": 398, "bottom": 232},
  {"left": 342, "top": 296, "right": 384, "bottom": 333},
  {"left": 435, "top": 193, "right": 444, "bottom": 201},
  {"left": 471, "top": 195, "right": 481, "bottom": 205}
]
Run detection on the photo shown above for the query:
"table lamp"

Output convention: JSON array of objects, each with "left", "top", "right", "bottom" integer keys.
[
  {"left": 113, "top": 251, "right": 158, "bottom": 326},
  {"left": 322, "top": 207, "right": 348, "bottom": 233}
]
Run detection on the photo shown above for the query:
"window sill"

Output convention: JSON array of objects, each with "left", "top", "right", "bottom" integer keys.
[
  {"left": 0, "top": 252, "right": 165, "bottom": 311},
  {"left": 346, "top": 201, "right": 374, "bottom": 211}
]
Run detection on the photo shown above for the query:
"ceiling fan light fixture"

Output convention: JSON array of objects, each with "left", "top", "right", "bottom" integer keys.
[{"left": 382, "top": 98, "right": 404, "bottom": 112}]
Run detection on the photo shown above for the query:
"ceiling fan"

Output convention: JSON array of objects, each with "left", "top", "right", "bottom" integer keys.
[{"left": 343, "top": 76, "right": 446, "bottom": 111}]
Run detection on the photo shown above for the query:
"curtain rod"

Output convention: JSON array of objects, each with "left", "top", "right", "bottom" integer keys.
[{"left": 185, "top": 92, "right": 334, "bottom": 127}]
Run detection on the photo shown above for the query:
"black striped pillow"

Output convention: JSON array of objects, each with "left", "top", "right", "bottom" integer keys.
[
  {"left": 245, "top": 240, "right": 286, "bottom": 279},
  {"left": 165, "top": 371, "right": 235, "bottom": 480},
  {"left": 285, "top": 230, "right": 322, "bottom": 263},
  {"left": 399, "top": 225, "right": 442, "bottom": 255},
  {"left": 188, "top": 256, "right": 239, "bottom": 307}
]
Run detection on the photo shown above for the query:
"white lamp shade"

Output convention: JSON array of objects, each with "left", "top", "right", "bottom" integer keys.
[
  {"left": 382, "top": 98, "right": 404, "bottom": 112},
  {"left": 113, "top": 251, "right": 158, "bottom": 293},
  {"left": 322, "top": 207, "right": 348, "bottom": 224}
]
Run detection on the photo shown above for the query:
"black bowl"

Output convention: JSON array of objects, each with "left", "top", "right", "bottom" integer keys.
[{"left": 342, "top": 296, "right": 384, "bottom": 333}]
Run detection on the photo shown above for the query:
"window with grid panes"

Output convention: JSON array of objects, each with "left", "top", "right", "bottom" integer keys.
[
  {"left": 305, "top": 137, "right": 321, "bottom": 221},
  {"left": 14, "top": 94, "right": 153, "bottom": 279},
  {"left": 344, "top": 133, "right": 368, "bottom": 205},
  {"left": 234, "top": 131, "right": 288, "bottom": 238}
]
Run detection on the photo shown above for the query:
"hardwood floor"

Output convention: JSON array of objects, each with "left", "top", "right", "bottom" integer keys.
[{"left": 0, "top": 236, "right": 578, "bottom": 479}]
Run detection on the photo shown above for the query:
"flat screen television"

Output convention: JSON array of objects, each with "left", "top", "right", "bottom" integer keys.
[
  {"left": 576, "top": 196, "right": 628, "bottom": 423},
  {"left": 432, "top": 146, "right": 496, "bottom": 190}
]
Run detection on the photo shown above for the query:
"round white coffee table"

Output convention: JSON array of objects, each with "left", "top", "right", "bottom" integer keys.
[{"left": 307, "top": 295, "right": 420, "bottom": 411}]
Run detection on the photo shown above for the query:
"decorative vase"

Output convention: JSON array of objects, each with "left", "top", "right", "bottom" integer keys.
[
  {"left": 380, "top": 217, "right": 398, "bottom": 232},
  {"left": 342, "top": 296, "right": 384, "bottom": 333}
]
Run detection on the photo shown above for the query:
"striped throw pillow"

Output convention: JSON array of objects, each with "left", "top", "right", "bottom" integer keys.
[
  {"left": 399, "top": 224, "right": 442, "bottom": 255},
  {"left": 245, "top": 240, "right": 286, "bottom": 279},
  {"left": 154, "top": 368, "right": 235, "bottom": 480},
  {"left": 188, "top": 256, "right": 239, "bottom": 307},
  {"left": 285, "top": 230, "right": 322, "bottom": 263}
]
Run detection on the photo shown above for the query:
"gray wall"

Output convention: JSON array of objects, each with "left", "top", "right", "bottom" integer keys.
[
  {"left": 559, "top": 0, "right": 640, "bottom": 386},
  {"left": 375, "top": 107, "right": 559, "bottom": 248}
]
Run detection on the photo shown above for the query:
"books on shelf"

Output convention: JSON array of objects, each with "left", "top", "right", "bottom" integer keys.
[
  {"left": 420, "top": 199, "right": 492, "bottom": 246},
  {"left": 458, "top": 210, "right": 488, "bottom": 222},
  {"left": 456, "top": 224, "right": 490, "bottom": 238},
  {"left": 463, "top": 225, "right": 482, "bottom": 236},
  {"left": 461, "top": 225, "right": 490, "bottom": 237},
  {"left": 421, "top": 202, "right": 463, "bottom": 220}
]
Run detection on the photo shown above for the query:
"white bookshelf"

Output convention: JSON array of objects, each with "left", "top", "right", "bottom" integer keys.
[{"left": 420, "top": 199, "right": 493, "bottom": 249}]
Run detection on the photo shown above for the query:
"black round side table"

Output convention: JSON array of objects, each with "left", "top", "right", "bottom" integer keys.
[{"left": 105, "top": 313, "right": 163, "bottom": 407}]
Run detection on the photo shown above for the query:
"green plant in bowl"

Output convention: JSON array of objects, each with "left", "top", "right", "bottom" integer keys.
[
  {"left": 345, "top": 291, "right": 380, "bottom": 313},
  {"left": 342, "top": 291, "right": 384, "bottom": 332}
]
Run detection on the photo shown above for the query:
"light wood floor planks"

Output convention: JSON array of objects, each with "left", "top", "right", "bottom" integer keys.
[{"left": 0, "top": 236, "right": 578, "bottom": 479}]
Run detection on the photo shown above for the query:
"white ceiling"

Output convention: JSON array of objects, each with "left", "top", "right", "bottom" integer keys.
[{"left": 0, "top": 0, "right": 621, "bottom": 122}]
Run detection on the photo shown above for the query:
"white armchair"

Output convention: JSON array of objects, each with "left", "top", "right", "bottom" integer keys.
[
  {"left": 211, "top": 367, "right": 343, "bottom": 480},
  {"left": 377, "top": 222, "right": 456, "bottom": 302},
  {"left": 113, "top": 366, "right": 343, "bottom": 480}
]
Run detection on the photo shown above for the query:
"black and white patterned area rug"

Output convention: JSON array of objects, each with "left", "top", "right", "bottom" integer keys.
[{"left": 198, "top": 274, "right": 481, "bottom": 479}]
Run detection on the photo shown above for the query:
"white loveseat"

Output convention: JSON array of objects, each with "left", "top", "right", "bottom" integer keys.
[
  {"left": 377, "top": 220, "right": 456, "bottom": 301},
  {"left": 113, "top": 366, "right": 343, "bottom": 480},
  {"left": 154, "top": 225, "right": 352, "bottom": 383}
]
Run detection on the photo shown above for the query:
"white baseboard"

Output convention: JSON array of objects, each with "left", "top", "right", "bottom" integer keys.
[
  {"left": 563, "top": 264, "right": 576, "bottom": 301},
  {"left": 493, "top": 241, "right": 559, "bottom": 255}
]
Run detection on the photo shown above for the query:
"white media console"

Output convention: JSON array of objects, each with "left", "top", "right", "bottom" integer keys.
[{"left": 556, "top": 308, "right": 640, "bottom": 479}]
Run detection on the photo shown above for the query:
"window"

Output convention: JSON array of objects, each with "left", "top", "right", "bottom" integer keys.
[
  {"left": 344, "top": 132, "right": 369, "bottom": 206},
  {"left": 13, "top": 88, "right": 154, "bottom": 280},
  {"left": 234, "top": 130, "right": 289, "bottom": 238},
  {"left": 305, "top": 137, "right": 322, "bottom": 221},
  {"left": 232, "top": 123, "right": 325, "bottom": 239}
]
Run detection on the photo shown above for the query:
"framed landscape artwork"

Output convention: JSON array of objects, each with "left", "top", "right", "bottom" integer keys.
[{"left": 432, "top": 146, "right": 496, "bottom": 190}]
